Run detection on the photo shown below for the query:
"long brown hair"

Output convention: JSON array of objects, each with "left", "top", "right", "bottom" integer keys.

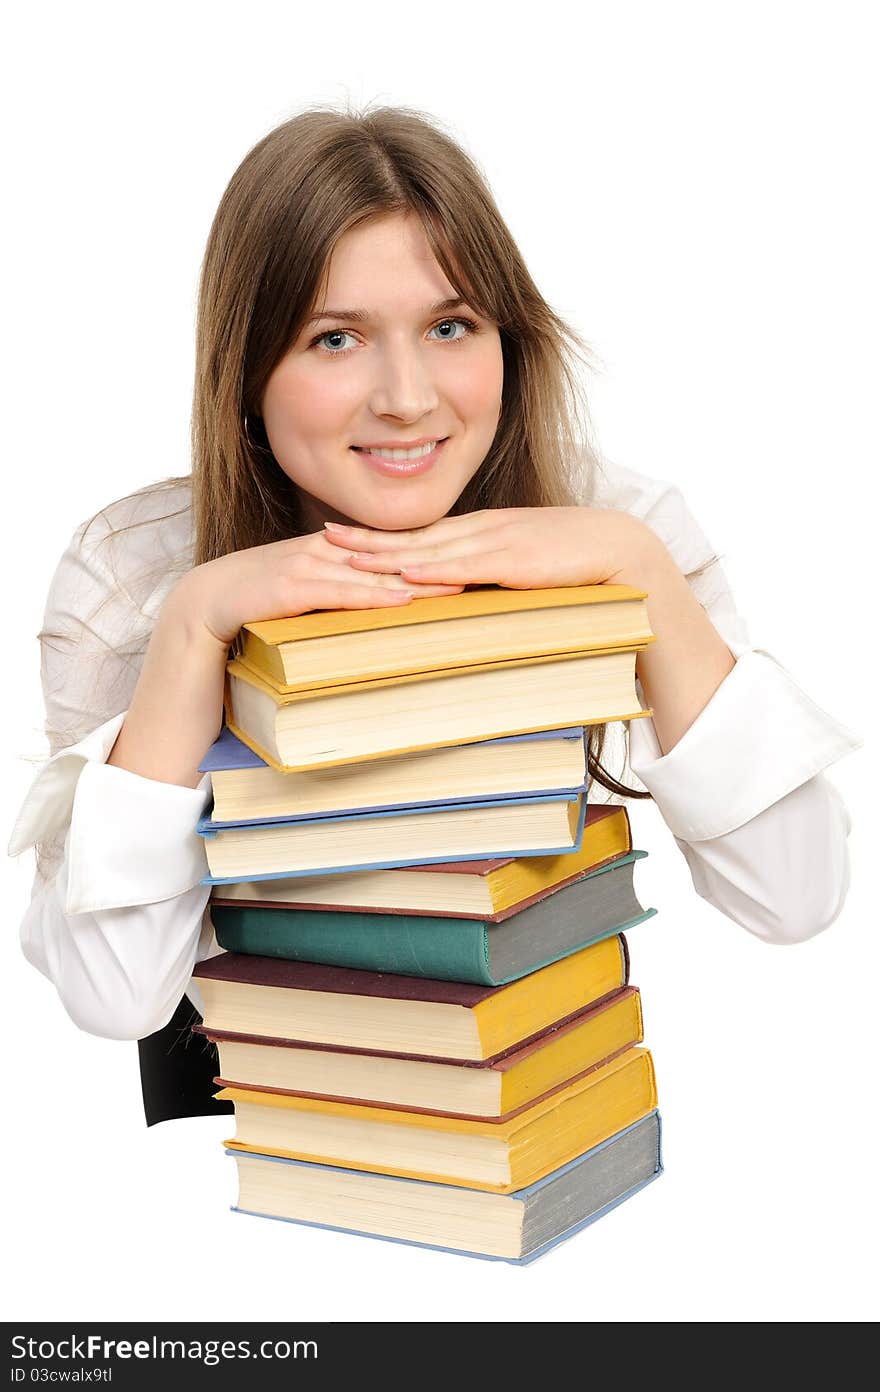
[
  {"left": 186, "top": 99, "right": 648, "bottom": 798},
  {"left": 70, "top": 99, "right": 654, "bottom": 799}
]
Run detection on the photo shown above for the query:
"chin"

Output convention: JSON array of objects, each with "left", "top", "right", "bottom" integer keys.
[
  {"left": 373, "top": 506, "right": 450, "bottom": 533},
  {"left": 354, "top": 489, "right": 461, "bottom": 533}
]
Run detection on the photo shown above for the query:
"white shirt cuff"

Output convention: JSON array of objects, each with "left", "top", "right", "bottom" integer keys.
[
  {"left": 9, "top": 712, "right": 129, "bottom": 857},
  {"left": 8, "top": 710, "right": 211, "bottom": 913},
  {"left": 628, "top": 649, "right": 863, "bottom": 841}
]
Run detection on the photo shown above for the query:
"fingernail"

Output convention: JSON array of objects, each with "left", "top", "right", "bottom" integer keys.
[{"left": 324, "top": 521, "right": 348, "bottom": 532}]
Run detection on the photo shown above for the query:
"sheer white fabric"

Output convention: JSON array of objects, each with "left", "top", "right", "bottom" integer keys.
[{"left": 8, "top": 461, "right": 861, "bottom": 1038}]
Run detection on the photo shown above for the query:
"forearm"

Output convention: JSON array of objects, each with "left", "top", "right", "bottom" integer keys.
[
  {"left": 107, "top": 580, "right": 229, "bottom": 788},
  {"left": 615, "top": 525, "right": 736, "bottom": 754}
]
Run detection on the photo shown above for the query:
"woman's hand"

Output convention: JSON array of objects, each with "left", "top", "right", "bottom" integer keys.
[
  {"left": 323, "top": 506, "right": 660, "bottom": 590},
  {"left": 172, "top": 528, "right": 466, "bottom": 649},
  {"left": 110, "top": 530, "right": 463, "bottom": 788},
  {"left": 325, "top": 505, "right": 737, "bottom": 757}
]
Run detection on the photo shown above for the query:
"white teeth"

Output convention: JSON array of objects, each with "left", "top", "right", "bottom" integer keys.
[{"left": 360, "top": 441, "right": 438, "bottom": 461}]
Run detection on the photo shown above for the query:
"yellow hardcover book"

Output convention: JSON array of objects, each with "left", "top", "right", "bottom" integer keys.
[
  {"left": 191, "top": 933, "right": 629, "bottom": 1062},
  {"left": 227, "top": 1111, "right": 663, "bottom": 1262},
  {"left": 219, "top": 1045, "right": 658, "bottom": 1193},
  {"left": 225, "top": 646, "right": 652, "bottom": 773},
  {"left": 237, "top": 583, "right": 653, "bottom": 693},
  {"left": 202, "top": 986, "right": 645, "bottom": 1120},
  {"left": 225, "top": 1108, "right": 660, "bottom": 1263}
]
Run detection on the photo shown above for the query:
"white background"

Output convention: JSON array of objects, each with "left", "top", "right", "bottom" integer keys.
[{"left": 2, "top": 0, "right": 876, "bottom": 1324}]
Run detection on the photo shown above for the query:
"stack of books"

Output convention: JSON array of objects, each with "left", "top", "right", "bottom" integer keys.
[{"left": 191, "top": 584, "right": 665, "bottom": 1264}]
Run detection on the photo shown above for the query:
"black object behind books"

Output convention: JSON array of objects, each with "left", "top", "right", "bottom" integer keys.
[{"left": 137, "top": 992, "right": 234, "bottom": 1127}]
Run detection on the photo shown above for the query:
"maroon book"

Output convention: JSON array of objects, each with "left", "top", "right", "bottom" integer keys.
[{"left": 190, "top": 935, "right": 630, "bottom": 1063}]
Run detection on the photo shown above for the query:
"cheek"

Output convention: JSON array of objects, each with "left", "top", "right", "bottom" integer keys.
[
  {"left": 262, "top": 362, "right": 353, "bottom": 437},
  {"left": 454, "top": 340, "right": 504, "bottom": 423},
  {"left": 299, "top": 374, "right": 357, "bottom": 425}
]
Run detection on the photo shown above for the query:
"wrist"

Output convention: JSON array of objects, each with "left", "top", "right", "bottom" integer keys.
[
  {"left": 159, "top": 572, "right": 234, "bottom": 660},
  {"left": 606, "top": 513, "right": 675, "bottom": 590},
  {"left": 109, "top": 580, "right": 229, "bottom": 786}
]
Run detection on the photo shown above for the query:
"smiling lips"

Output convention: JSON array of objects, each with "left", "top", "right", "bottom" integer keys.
[
  {"left": 352, "top": 438, "right": 448, "bottom": 476},
  {"left": 353, "top": 436, "right": 446, "bottom": 452}
]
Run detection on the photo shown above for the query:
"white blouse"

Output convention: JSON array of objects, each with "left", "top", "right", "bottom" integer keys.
[{"left": 7, "top": 458, "right": 861, "bottom": 1040}]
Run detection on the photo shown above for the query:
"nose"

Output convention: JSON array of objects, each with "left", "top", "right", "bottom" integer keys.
[{"left": 367, "top": 336, "right": 441, "bottom": 423}]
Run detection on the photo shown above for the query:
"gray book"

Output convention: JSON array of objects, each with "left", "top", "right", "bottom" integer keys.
[
  {"left": 210, "top": 850, "right": 657, "bottom": 985},
  {"left": 227, "top": 1111, "right": 664, "bottom": 1264}
]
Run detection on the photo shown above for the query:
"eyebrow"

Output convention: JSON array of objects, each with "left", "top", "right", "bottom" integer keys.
[{"left": 307, "top": 296, "right": 471, "bottom": 325}]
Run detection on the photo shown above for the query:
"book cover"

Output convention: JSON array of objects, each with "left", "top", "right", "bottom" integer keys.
[
  {"left": 226, "top": 1110, "right": 663, "bottom": 1263},
  {"left": 197, "top": 769, "right": 589, "bottom": 830},
  {"left": 190, "top": 932, "right": 630, "bottom": 1061},
  {"left": 196, "top": 986, "right": 645, "bottom": 1120},
  {"left": 218, "top": 1044, "right": 658, "bottom": 1192},
  {"left": 208, "top": 803, "right": 633, "bottom": 920},
  {"left": 199, "top": 724, "right": 591, "bottom": 828},
  {"left": 227, "top": 645, "right": 651, "bottom": 710},
  {"left": 198, "top": 787, "right": 589, "bottom": 885},
  {"left": 198, "top": 722, "right": 587, "bottom": 774},
  {"left": 209, "top": 849, "right": 655, "bottom": 985},
  {"left": 224, "top": 647, "right": 651, "bottom": 773},
  {"left": 236, "top": 583, "right": 653, "bottom": 693}
]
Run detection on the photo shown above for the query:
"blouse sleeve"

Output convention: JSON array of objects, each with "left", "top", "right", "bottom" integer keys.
[
  {"left": 8, "top": 512, "right": 219, "bottom": 1039},
  {"left": 599, "top": 467, "right": 862, "bottom": 944}
]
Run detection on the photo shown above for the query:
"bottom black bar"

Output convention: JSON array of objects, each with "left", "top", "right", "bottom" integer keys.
[
  {"left": 4, "top": 1324, "right": 560, "bottom": 1386},
  {"left": 3, "top": 1321, "right": 835, "bottom": 1379}
]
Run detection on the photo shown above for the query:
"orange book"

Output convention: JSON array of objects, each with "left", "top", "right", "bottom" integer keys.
[
  {"left": 198, "top": 985, "right": 645, "bottom": 1120},
  {"left": 236, "top": 583, "right": 654, "bottom": 693},
  {"left": 225, "top": 648, "right": 650, "bottom": 773},
  {"left": 225, "top": 583, "right": 653, "bottom": 772},
  {"left": 218, "top": 1045, "right": 658, "bottom": 1193}
]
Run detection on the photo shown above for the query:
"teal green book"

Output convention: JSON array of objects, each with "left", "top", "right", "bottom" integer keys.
[{"left": 210, "top": 849, "right": 655, "bottom": 985}]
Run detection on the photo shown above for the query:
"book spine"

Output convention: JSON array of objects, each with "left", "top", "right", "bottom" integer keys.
[{"left": 210, "top": 905, "right": 496, "bottom": 985}]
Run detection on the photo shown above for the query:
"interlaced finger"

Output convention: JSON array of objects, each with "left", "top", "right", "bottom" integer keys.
[
  {"left": 282, "top": 554, "right": 464, "bottom": 597},
  {"left": 322, "top": 510, "right": 501, "bottom": 554},
  {"left": 346, "top": 529, "right": 515, "bottom": 574},
  {"left": 397, "top": 547, "right": 521, "bottom": 586}
]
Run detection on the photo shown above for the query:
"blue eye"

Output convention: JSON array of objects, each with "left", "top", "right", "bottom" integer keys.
[
  {"left": 310, "top": 316, "right": 479, "bottom": 358},
  {"left": 312, "top": 329, "right": 356, "bottom": 354}
]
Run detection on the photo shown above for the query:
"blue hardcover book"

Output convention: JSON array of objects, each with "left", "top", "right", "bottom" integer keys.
[
  {"left": 199, "top": 789, "right": 589, "bottom": 885},
  {"left": 225, "top": 1111, "right": 663, "bottom": 1265},
  {"left": 198, "top": 723, "right": 590, "bottom": 826}
]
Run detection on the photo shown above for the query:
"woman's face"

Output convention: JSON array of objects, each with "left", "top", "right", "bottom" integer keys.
[{"left": 260, "top": 211, "right": 504, "bottom": 531}]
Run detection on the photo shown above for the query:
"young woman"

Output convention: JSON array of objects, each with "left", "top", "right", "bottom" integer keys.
[{"left": 8, "top": 104, "right": 859, "bottom": 1124}]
